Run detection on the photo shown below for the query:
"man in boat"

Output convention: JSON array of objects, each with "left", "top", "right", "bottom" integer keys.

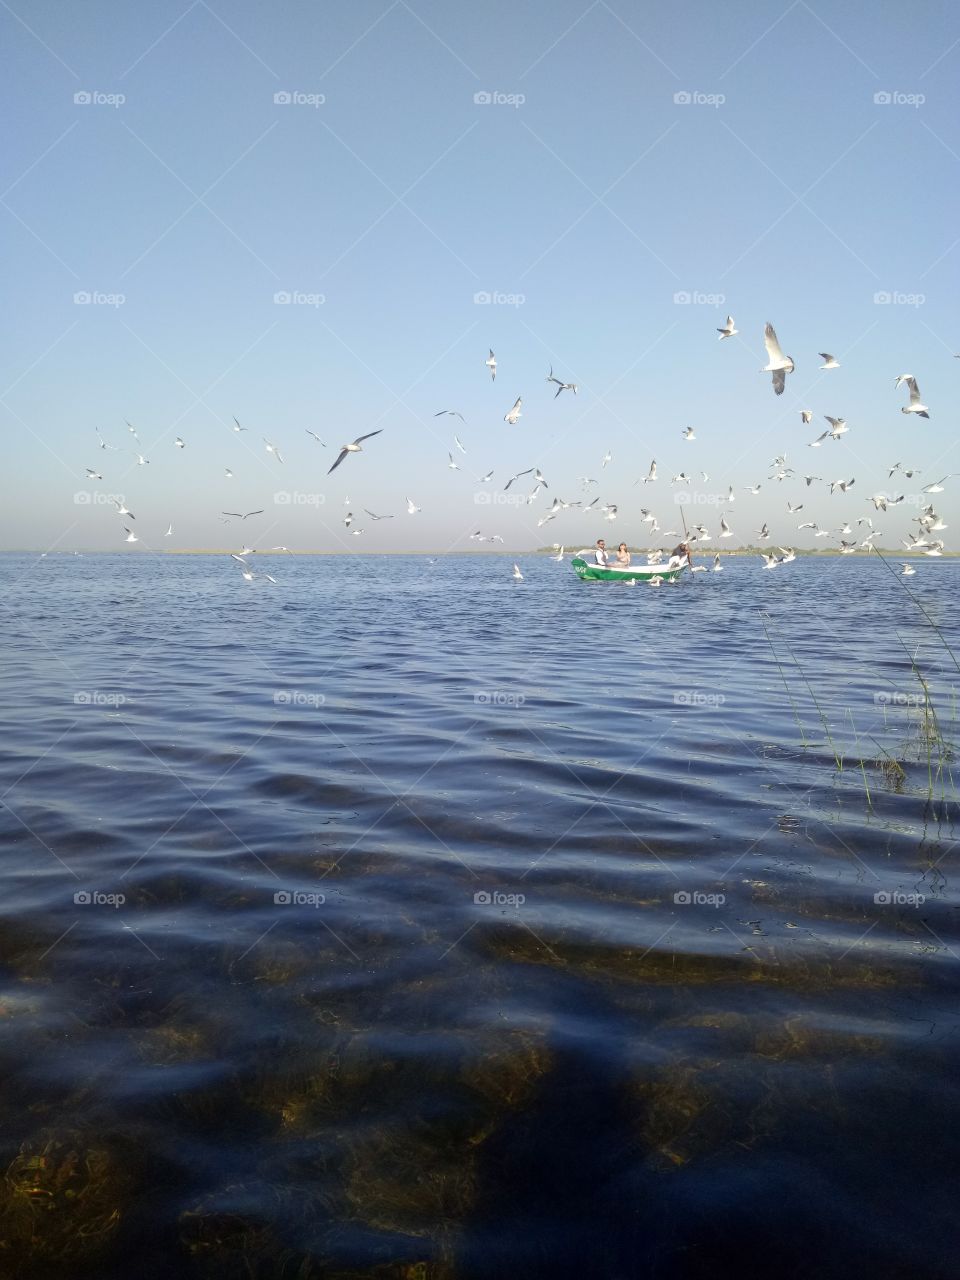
[
  {"left": 670, "top": 540, "right": 692, "bottom": 568},
  {"left": 594, "top": 539, "right": 609, "bottom": 566}
]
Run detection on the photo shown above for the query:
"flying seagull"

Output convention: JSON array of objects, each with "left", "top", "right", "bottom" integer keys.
[
  {"left": 434, "top": 410, "right": 465, "bottom": 422},
  {"left": 221, "top": 510, "right": 264, "bottom": 520},
  {"left": 504, "top": 396, "right": 522, "bottom": 425},
  {"left": 406, "top": 497, "right": 420, "bottom": 515},
  {"left": 328, "top": 430, "right": 384, "bottom": 475},
  {"left": 761, "top": 322, "right": 794, "bottom": 395},
  {"left": 263, "top": 438, "right": 284, "bottom": 464},
  {"left": 819, "top": 353, "right": 840, "bottom": 369},
  {"left": 895, "top": 375, "right": 929, "bottom": 418},
  {"left": 305, "top": 430, "right": 326, "bottom": 446},
  {"left": 485, "top": 349, "right": 497, "bottom": 381},
  {"left": 363, "top": 508, "right": 395, "bottom": 520},
  {"left": 717, "top": 315, "right": 737, "bottom": 340}
]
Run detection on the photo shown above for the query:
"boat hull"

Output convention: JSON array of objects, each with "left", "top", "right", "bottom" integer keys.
[{"left": 571, "top": 557, "right": 684, "bottom": 582}]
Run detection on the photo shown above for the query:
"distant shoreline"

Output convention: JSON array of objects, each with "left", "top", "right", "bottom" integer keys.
[{"left": 1, "top": 548, "right": 954, "bottom": 559}]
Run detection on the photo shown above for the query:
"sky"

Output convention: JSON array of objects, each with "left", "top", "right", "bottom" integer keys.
[{"left": 2, "top": 0, "right": 958, "bottom": 553}]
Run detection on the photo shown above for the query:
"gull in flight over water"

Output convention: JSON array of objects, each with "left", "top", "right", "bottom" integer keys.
[
  {"left": 504, "top": 468, "right": 533, "bottom": 491},
  {"left": 406, "top": 497, "right": 420, "bottom": 515},
  {"left": 222, "top": 509, "right": 264, "bottom": 521},
  {"left": 486, "top": 349, "right": 497, "bottom": 381},
  {"left": 305, "top": 430, "right": 326, "bottom": 446},
  {"left": 800, "top": 409, "right": 813, "bottom": 424},
  {"left": 263, "top": 438, "right": 284, "bottom": 464},
  {"left": 895, "top": 375, "right": 929, "bottom": 418},
  {"left": 112, "top": 499, "right": 134, "bottom": 518},
  {"left": 683, "top": 427, "right": 696, "bottom": 441},
  {"left": 454, "top": 435, "right": 467, "bottom": 454},
  {"left": 447, "top": 453, "right": 461, "bottom": 470},
  {"left": 434, "top": 410, "right": 465, "bottom": 422},
  {"left": 512, "top": 563, "right": 524, "bottom": 580},
  {"left": 713, "top": 553, "right": 723, "bottom": 571},
  {"left": 717, "top": 315, "right": 737, "bottom": 340},
  {"left": 761, "top": 322, "right": 794, "bottom": 395},
  {"left": 164, "top": 524, "right": 173, "bottom": 537},
  {"left": 232, "top": 417, "right": 248, "bottom": 433},
  {"left": 123, "top": 527, "right": 138, "bottom": 543},
  {"left": 504, "top": 396, "right": 522, "bottom": 425},
  {"left": 364, "top": 508, "right": 395, "bottom": 520},
  {"left": 719, "top": 515, "right": 733, "bottom": 538},
  {"left": 477, "top": 469, "right": 494, "bottom": 483},
  {"left": 85, "top": 467, "right": 103, "bottom": 480},
  {"left": 900, "top": 563, "right": 916, "bottom": 576},
  {"left": 819, "top": 352, "right": 840, "bottom": 369},
  {"left": 550, "top": 545, "right": 565, "bottom": 562},
  {"left": 328, "top": 430, "right": 384, "bottom": 474},
  {"left": 175, "top": 437, "right": 185, "bottom": 449}
]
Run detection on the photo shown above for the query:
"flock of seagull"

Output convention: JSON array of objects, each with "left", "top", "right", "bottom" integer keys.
[{"left": 81, "top": 320, "right": 952, "bottom": 585}]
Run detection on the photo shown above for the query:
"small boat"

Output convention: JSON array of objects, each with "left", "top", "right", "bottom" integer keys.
[{"left": 571, "top": 552, "right": 685, "bottom": 583}]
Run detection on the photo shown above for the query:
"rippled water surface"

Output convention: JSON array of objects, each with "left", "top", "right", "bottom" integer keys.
[{"left": 1, "top": 551, "right": 959, "bottom": 1279}]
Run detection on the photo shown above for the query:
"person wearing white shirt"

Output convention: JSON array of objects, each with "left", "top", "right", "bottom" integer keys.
[{"left": 594, "top": 539, "right": 609, "bottom": 566}]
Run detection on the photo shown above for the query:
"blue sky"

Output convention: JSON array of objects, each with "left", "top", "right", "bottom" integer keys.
[{"left": 2, "top": 0, "right": 958, "bottom": 552}]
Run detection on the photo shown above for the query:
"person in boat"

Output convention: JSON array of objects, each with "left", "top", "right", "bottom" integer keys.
[
  {"left": 594, "top": 539, "right": 609, "bottom": 566},
  {"left": 614, "top": 542, "right": 631, "bottom": 567},
  {"left": 671, "top": 540, "right": 692, "bottom": 567}
]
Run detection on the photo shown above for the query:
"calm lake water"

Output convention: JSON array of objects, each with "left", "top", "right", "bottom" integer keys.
[{"left": 1, "top": 551, "right": 958, "bottom": 1279}]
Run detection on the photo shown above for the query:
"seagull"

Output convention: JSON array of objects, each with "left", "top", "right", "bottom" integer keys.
[
  {"left": 550, "top": 545, "right": 565, "bottom": 562},
  {"left": 164, "top": 523, "right": 173, "bottom": 537},
  {"left": 672, "top": 473, "right": 691, "bottom": 485},
  {"left": 447, "top": 452, "right": 461, "bottom": 470},
  {"left": 534, "top": 468, "right": 549, "bottom": 488},
  {"left": 406, "top": 497, "right": 420, "bottom": 515},
  {"left": 800, "top": 410, "right": 813, "bottom": 424},
  {"left": 839, "top": 540, "right": 857, "bottom": 554},
  {"left": 719, "top": 515, "right": 733, "bottom": 538},
  {"left": 85, "top": 468, "right": 103, "bottom": 480},
  {"left": 123, "top": 527, "right": 138, "bottom": 543},
  {"left": 111, "top": 500, "right": 134, "bottom": 518},
  {"left": 454, "top": 435, "right": 467, "bottom": 454},
  {"left": 553, "top": 379, "right": 577, "bottom": 397},
  {"left": 221, "top": 510, "right": 264, "bottom": 520},
  {"left": 787, "top": 501, "right": 803, "bottom": 513},
  {"left": 922, "top": 476, "right": 954, "bottom": 493},
  {"left": 350, "top": 528, "right": 364, "bottom": 537},
  {"left": 224, "top": 468, "right": 234, "bottom": 478},
  {"left": 135, "top": 454, "right": 149, "bottom": 466},
  {"left": 745, "top": 483, "right": 762, "bottom": 494},
  {"left": 825, "top": 415, "right": 848, "bottom": 438},
  {"left": 756, "top": 523, "right": 770, "bottom": 541},
  {"left": 305, "top": 430, "right": 326, "bottom": 445},
  {"left": 761, "top": 322, "right": 795, "bottom": 394},
  {"left": 602, "top": 503, "right": 618, "bottom": 521},
  {"left": 779, "top": 548, "right": 797, "bottom": 563},
  {"left": 363, "top": 508, "right": 395, "bottom": 521},
  {"left": 328, "top": 430, "right": 383, "bottom": 475},
  {"left": 504, "top": 469, "right": 533, "bottom": 491},
  {"left": 344, "top": 512, "right": 353, "bottom": 527},
  {"left": 263, "top": 438, "right": 284, "bottom": 464},
  {"left": 895, "top": 375, "right": 930, "bottom": 418},
  {"left": 760, "top": 551, "right": 780, "bottom": 569},
  {"left": 804, "top": 475, "right": 822, "bottom": 487},
  {"left": 174, "top": 437, "right": 185, "bottom": 449},
  {"left": 476, "top": 470, "right": 494, "bottom": 484},
  {"left": 232, "top": 417, "right": 248, "bottom": 433},
  {"left": 713, "top": 553, "right": 723, "bottom": 571},
  {"left": 96, "top": 429, "right": 119, "bottom": 451},
  {"left": 434, "top": 410, "right": 465, "bottom": 422},
  {"left": 486, "top": 349, "right": 497, "bottom": 381},
  {"left": 601, "top": 450, "right": 612, "bottom": 468},
  {"left": 512, "top": 563, "right": 523, "bottom": 580},
  {"left": 819, "top": 353, "right": 840, "bottom": 369},
  {"left": 126, "top": 422, "right": 140, "bottom": 442},
  {"left": 717, "top": 315, "right": 737, "bottom": 340},
  {"left": 829, "top": 478, "right": 855, "bottom": 494},
  {"left": 640, "top": 460, "right": 657, "bottom": 485},
  {"left": 727, "top": 486, "right": 736, "bottom": 504},
  {"left": 504, "top": 397, "right": 523, "bottom": 425},
  {"left": 682, "top": 427, "right": 696, "bottom": 441},
  {"left": 900, "top": 563, "right": 917, "bottom": 576}
]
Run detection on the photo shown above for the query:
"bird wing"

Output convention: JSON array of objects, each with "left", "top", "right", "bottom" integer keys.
[
  {"left": 353, "top": 430, "right": 384, "bottom": 445},
  {"left": 772, "top": 368, "right": 786, "bottom": 395},
  {"left": 764, "top": 323, "right": 785, "bottom": 364},
  {"left": 327, "top": 449, "right": 349, "bottom": 475},
  {"left": 908, "top": 379, "right": 923, "bottom": 405}
]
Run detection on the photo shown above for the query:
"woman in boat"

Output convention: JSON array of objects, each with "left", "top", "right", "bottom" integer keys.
[{"left": 614, "top": 542, "right": 631, "bottom": 567}]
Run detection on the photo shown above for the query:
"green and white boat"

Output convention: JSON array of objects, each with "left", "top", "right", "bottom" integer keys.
[{"left": 571, "top": 553, "right": 685, "bottom": 583}]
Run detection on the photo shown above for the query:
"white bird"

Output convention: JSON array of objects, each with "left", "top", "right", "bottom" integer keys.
[
  {"left": 477, "top": 470, "right": 494, "bottom": 483},
  {"left": 224, "top": 468, "right": 234, "bottom": 478},
  {"left": 232, "top": 417, "right": 248, "bottom": 433},
  {"left": 895, "top": 375, "right": 930, "bottom": 418},
  {"left": 727, "top": 486, "right": 736, "bottom": 504},
  {"left": 328, "top": 430, "right": 383, "bottom": 474},
  {"left": 486, "top": 349, "right": 497, "bottom": 381},
  {"left": 819, "top": 353, "right": 840, "bottom": 369},
  {"left": 534, "top": 467, "right": 549, "bottom": 488},
  {"left": 713, "top": 553, "right": 723, "bottom": 571},
  {"left": 717, "top": 315, "right": 737, "bottom": 340},
  {"left": 922, "top": 476, "right": 954, "bottom": 493},
  {"left": 111, "top": 499, "right": 134, "bottom": 518},
  {"left": 454, "top": 435, "right": 467, "bottom": 454},
  {"left": 221, "top": 509, "right": 264, "bottom": 521},
  {"left": 825, "top": 415, "right": 848, "bottom": 438},
  {"left": 434, "top": 410, "right": 465, "bottom": 422},
  {"left": 406, "top": 497, "right": 420, "bottom": 515},
  {"left": 351, "top": 529, "right": 364, "bottom": 537},
  {"left": 829, "top": 478, "right": 855, "bottom": 494},
  {"left": 503, "top": 469, "right": 533, "bottom": 491},
  {"left": 756, "top": 523, "right": 770, "bottom": 540},
  {"left": 804, "top": 475, "right": 822, "bottom": 487},
  {"left": 800, "top": 410, "right": 813, "bottom": 424},
  {"left": 363, "top": 508, "right": 395, "bottom": 521},
  {"left": 787, "top": 501, "right": 803, "bottom": 513},
  {"left": 682, "top": 427, "right": 696, "bottom": 441},
  {"left": 760, "top": 551, "right": 780, "bottom": 569},
  {"left": 745, "top": 483, "right": 762, "bottom": 495},
  {"left": 601, "top": 450, "right": 612, "bottom": 468},
  {"left": 174, "top": 437, "right": 185, "bottom": 449},
  {"left": 637, "top": 460, "right": 657, "bottom": 485},
  {"left": 447, "top": 452, "right": 460, "bottom": 470},
  {"left": 672, "top": 473, "right": 691, "bottom": 485},
  {"left": 602, "top": 503, "right": 618, "bottom": 521},
  {"left": 779, "top": 548, "right": 796, "bottom": 563},
  {"left": 761, "top": 322, "right": 795, "bottom": 394},
  {"left": 164, "top": 523, "right": 173, "bottom": 537},
  {"left": 807, "top": 431, "right": 829, "bottom": 448},
  {"left": 512, "top": 563, "right": 523, "bottom": 580},
  {"left": 263, "top": 438, "right": 284, "bottom": 464},
  {"left": 719, "top": 515, "right": 733, "bottom": 538},
  {"left": 344, "top": 512, "right": 353, "bottom": 527},
  {"left": 900, "top": 563, "right": 916, "bottom": 576},
  {"left": 504, "top": 397, "right": 522, "bottom": 425},
  {"left": 123, "top": 527, "right": 138, "bottom": 543},
  {"left": 96, "top": 430, "right": 119, "bottom": 451},
  {"left": 84, "top": 467, "right": 103, "bottom": 480},
  {"left": 550, "top": 545, "right": 565, "bottom": 562},
  {"left": 305, "top": 430, "right": 326, "bottom": 445},
  {"left": 135, "top": 454, "right": 149, "bottom": 466},
  {"left": 126, "top": 422, "right": 140, "bottom": 442}
]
